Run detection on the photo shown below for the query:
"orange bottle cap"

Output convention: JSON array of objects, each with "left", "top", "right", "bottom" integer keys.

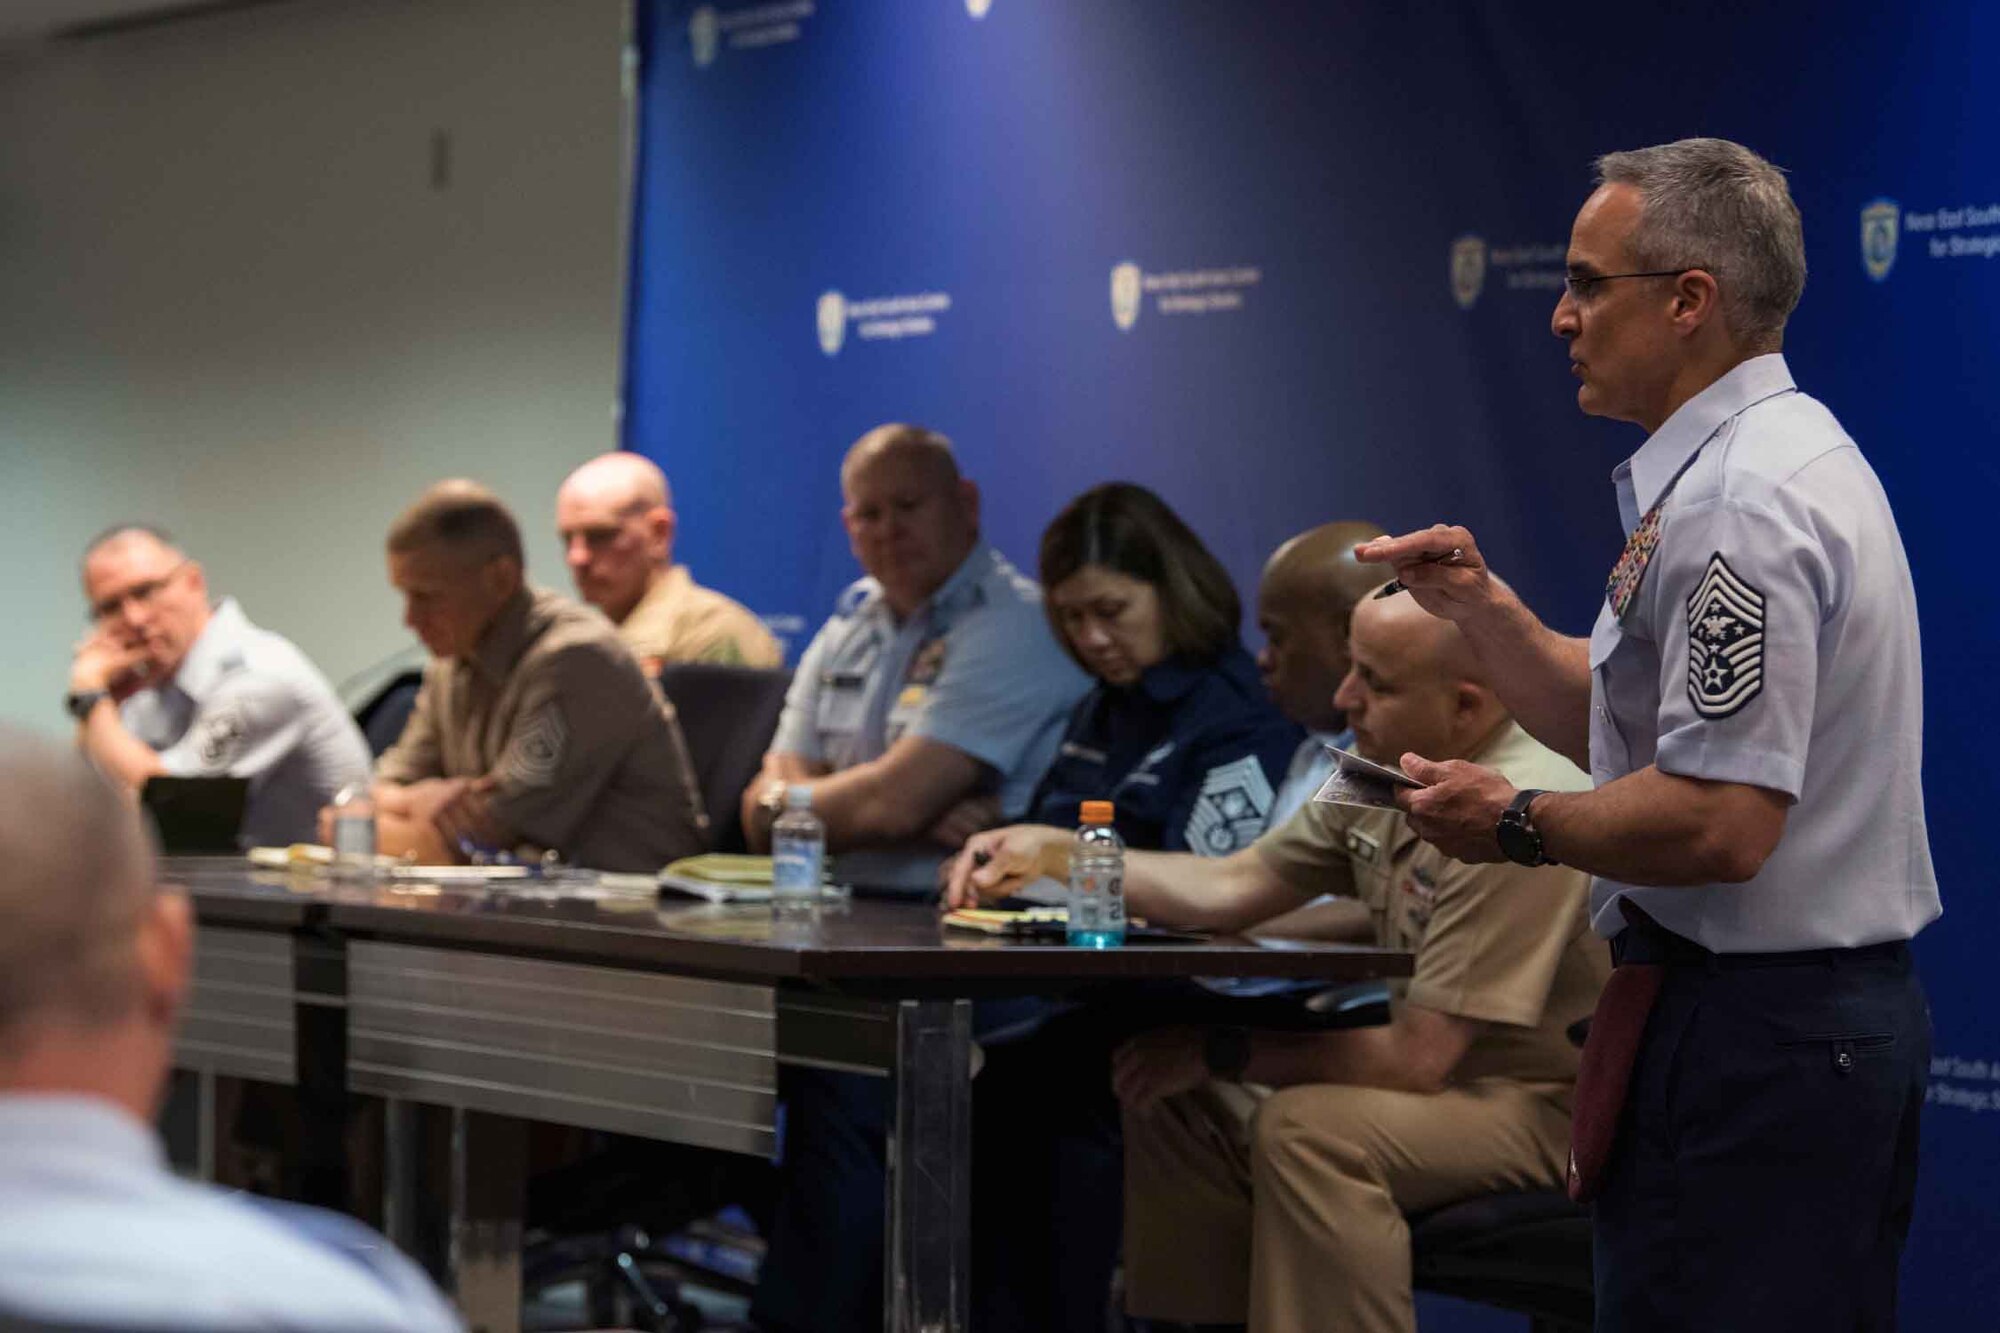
[{"left": 1080, "top": 800, "right": 1115, "bottom": 824}]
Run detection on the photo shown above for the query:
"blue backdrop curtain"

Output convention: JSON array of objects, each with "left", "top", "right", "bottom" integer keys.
[{"left": 623, "top": 3, "right": 2000, "bottom": 1324}]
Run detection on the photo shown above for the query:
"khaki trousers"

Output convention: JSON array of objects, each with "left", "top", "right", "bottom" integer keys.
[{"left": 1122, "top": 1078, "right": 1570, "bottom": 1333}]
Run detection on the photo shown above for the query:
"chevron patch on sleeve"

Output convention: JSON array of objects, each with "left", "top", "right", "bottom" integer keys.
[
  {"left": 1185, "top": 755, "right": 1275, "bottom": 856},
  {"left": 1686, "top": 553, "right": 1765, "bottom": 719}
]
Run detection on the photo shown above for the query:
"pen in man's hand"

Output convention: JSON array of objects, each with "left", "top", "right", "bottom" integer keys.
[{"left": 1375, "top": 547, "right": 1465, "bottom": 599}]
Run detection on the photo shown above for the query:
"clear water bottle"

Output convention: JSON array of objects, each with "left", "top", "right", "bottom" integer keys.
[
  {"left": 329, "top": 783, "right": 376, "bottom": 878},
  {"left": 1068, "top": 800, "right": 1125, "bottom": 948},
  {"left": 771, "top": 785, "right": 825, "bottom": 917}
]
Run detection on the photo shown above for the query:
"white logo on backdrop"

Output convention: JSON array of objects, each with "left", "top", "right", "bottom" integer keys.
[
  {"left": 817, "top": 291, "right": 848, "bottom": 356},
  {"left": 1887, "top": 201, "right": 2000, "bottom": 266},
  {"left": 690, "top": 2, "right": 816, "bottom": 66},
  {"left": 1861, "top": 199, "right": 1900, "bottom": 282},
  {"left": 1110, "top": 262, "right": 1143, "bottom": 331},
  {"left": 690, "top": 6, "right": 720, "bottom": 67},
  {"left": 1449, "top": 235, "right": 1487, "bottom": 310},
  {"left": 1108, "top": 260, "right": 1261, "bottom": 327},
  {"left": 816, "top": 288, "right": 953, "bottom": 354},
  {"left": 966, "top": 0, "right": 994, "bottom": 18}
]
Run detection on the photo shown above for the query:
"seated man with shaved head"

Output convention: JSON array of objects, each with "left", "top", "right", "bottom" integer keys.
[
  {"left": 362, "top": 480, "right": 707, "bottom": 871},
  {"left": 0, "top": 731, "right": 458, "bottom": 1331},
  {"left": 1254, "top": 519, "right": 1390, "bottom": 825},
  {"left": 69, "top": 525, "right": 371, "bottom": 846},
  {"left": 556, "top": 452, "right": 781, "bottom": 671},
  {"left": 739, "top": 423, "right": 1087, "bottom": 887},
  {"left": 950, "top": 589, "right": 1607, "bottom": 1333}
]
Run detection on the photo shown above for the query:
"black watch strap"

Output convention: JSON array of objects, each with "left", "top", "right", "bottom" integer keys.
[
  {"left": 1203, "top": 1025, "right": 1253, "bottom": 1081},
  {"left": 64, "top": 689, "right": 110, "bottom": 722},
  {"left": 1497, "top": 788, "right": 1558, "bottom": 867}
]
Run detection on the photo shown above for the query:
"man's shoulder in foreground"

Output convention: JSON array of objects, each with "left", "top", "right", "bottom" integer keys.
[{"left": 0, "top": 1097, "right": 458, "bottom": 1333}]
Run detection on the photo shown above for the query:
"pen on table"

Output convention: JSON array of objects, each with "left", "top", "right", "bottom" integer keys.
[{"left": 1375, "top": 547, "right": 1465, "bottom": 599}]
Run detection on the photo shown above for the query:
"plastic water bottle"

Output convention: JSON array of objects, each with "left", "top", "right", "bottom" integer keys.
[
  {"left": 1068, "top": 800, "right": 1126, "bottom": 948},
  {"left": 771, "top": 785, "right": 825, "bottom": 917},
  {"left": 330, "top": 783, "right": 376, "bottom": 878}
]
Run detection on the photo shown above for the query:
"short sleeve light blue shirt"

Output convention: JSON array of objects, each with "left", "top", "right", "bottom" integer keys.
[
  {"left": 771, "top": 544, "right": 1089, "bottom": 884},
  {"left": 1587, "top": 354, "right": 1940, "bottom": 951},
  {"left": 119, "top": 598, "right": 373, "bottom": 846},
  {"left": 0, "top": 1095, "right": 460, "bottom": 1331}
]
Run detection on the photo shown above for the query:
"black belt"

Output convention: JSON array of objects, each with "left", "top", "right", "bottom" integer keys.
[{"left": 1611, "top": 900, "right": 1909, "bottom": 972}]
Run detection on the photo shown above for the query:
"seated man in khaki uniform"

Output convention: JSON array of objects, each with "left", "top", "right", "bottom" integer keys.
[
  {"left": 951, "top": 588, "right": 1607, "bottom": 1333},
  {"left": 556, "top": 452, "right": 781, "bottom": 672},
  {"left": 360, "top": 480, "right": 708, "bottom": 872}
]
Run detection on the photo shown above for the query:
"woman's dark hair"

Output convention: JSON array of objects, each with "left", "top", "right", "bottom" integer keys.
[{"left": 1038, "top": 482, "right": 1240, "bottom": 670}]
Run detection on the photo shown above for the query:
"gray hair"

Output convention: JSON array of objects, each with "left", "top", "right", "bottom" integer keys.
[
  {"left": 1594, "top": 138, "right": 1806, "bottom": 346},
  {"left": 0, "top": 730, "right": 158, "bottom": 1051}
]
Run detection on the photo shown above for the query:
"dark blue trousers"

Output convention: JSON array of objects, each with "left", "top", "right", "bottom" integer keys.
[
  {"left": 749, "top": 1007, "right": 1126, "bottom": 1333},
  {"left": 1595, "top": 931, "right": 1930, "bottom": 1332}
]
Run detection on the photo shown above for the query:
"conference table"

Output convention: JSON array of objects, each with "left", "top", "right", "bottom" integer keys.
[{"left": 163, "top": 856, "right": 1412, "bottom": 1333}]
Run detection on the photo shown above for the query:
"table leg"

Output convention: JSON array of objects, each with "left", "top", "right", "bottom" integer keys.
[
  {"left": 196, "top": 1068, "right": 217, "bottom": 1180},
  {"left": 450, "top": 1108, "right": 526, "bottom": 1333},
  {"left": 885, "top": 998, "right": 973, "bottom": 1333}
]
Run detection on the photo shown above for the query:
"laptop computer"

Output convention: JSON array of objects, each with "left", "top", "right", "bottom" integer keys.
[{"left": 140, "top": 775, "right": 251, "bottom": 854}]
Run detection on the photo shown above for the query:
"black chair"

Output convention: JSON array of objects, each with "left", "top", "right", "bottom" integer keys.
[
  {"left": 652, "top": 663, "right": 792, "bottom": 852},
  {"left": 1409, "top": 1188, "right": 1593, "bottom": 1331},
  {"left": 352, "top": 669, "right": 424, "bottom": 758}
]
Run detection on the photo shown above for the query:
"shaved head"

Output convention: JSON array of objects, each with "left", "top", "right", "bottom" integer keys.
[
  {"left": 556, "top": 453, "right": 677, "bottom": 623},
  {"left": 840, "top": 424, "right": 961, "bottom": 497},
  {"left": 1351, "top": 589, "right": 1487, "bottom": 689},
  {"left": 559, "top": 452, "right": 671, "bottom": 514},
  {"left": 1254, "top": 520, "right": 1388, "bottom": 733},
  {"left": 0, "top": 731, "right": 158, "bottom": 1051},
  {"left": 1260, "top": 521, "right": 1389, "bottom": 616},
  {"left": 1337, "top": 591, "right": 1504, "bottom": 764}
]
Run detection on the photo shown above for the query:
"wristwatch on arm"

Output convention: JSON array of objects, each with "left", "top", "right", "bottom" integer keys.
[
  {"left": 1495, "top": 788, "right": 1558, "bottom": 867},
  {"left": 64, "top": 689, "right": 111, "bottom": 722}
]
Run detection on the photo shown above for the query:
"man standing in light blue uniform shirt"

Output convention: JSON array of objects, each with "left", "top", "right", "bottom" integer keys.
[
  {"left": 0, "top": 731, "right": 457, "bottom": 1332},
  {"left": 742, "top": 423, "right": 1087, "bottom": 891},
  {"left": 68, "top": 525, "right": 371, "bottom": 846},
  {"left": 1364, "top": 138, "right": 1937, "bottom": 1330}
]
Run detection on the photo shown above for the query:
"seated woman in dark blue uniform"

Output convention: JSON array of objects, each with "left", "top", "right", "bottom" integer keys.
[
  {"left": 972, "top": 482, "right": 1299, "bottom": 1333},
  {"left": 1029, "top": 481, "right": 1301, "bottom": 852}
]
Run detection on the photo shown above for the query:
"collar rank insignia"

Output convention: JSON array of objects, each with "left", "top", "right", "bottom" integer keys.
[
  {"left": 1605, "top": 501, "right": 1665, "bottom": 621},
  {"left": 1685, "top": 552, "right": 1765, "bottom": 719}
]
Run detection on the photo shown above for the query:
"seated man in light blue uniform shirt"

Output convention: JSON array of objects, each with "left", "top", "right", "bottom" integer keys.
[
  {"left": 0, "top": 730, "right": 458, "bottom": 1333},
  {"left": 745, "top": 424, "right": 1086, "bottom": 1333},
  {"left": 68, "top": 525, "right": 371, "bottom": 847},
  {"left": 741, "top": 423, "right": 1088, "bottom": 891}
]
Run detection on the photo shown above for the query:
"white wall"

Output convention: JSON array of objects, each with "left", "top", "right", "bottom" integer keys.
[{"left": 0, "top": 0, "right": 632, "bottom": 730}]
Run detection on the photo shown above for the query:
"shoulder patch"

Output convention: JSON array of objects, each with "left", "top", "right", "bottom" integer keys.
[
  {"left": 1185, "top": 755, "right": 1275, "bottom": 856},
  {"left": 1686, "top": 552, "right": 1765, "bottom": 719},
  {"left": 502, "top": 703, "right": 568, "bottom": 788},
  {"left": 195, "top": 704, "right": 248, "bottom": 770}
]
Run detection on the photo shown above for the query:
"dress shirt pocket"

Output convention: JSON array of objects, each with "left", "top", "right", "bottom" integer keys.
[
  {"left": 814, "top": 678, "right": 867, "bottom": 750},
  {"left": 1587, "top": 610, "right": 1633, "bottom": 779}
]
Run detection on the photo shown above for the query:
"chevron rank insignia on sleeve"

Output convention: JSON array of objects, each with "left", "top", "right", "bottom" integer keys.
[{"left": 1686, "top": 553, "right": 1765, "bottom": 719}]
